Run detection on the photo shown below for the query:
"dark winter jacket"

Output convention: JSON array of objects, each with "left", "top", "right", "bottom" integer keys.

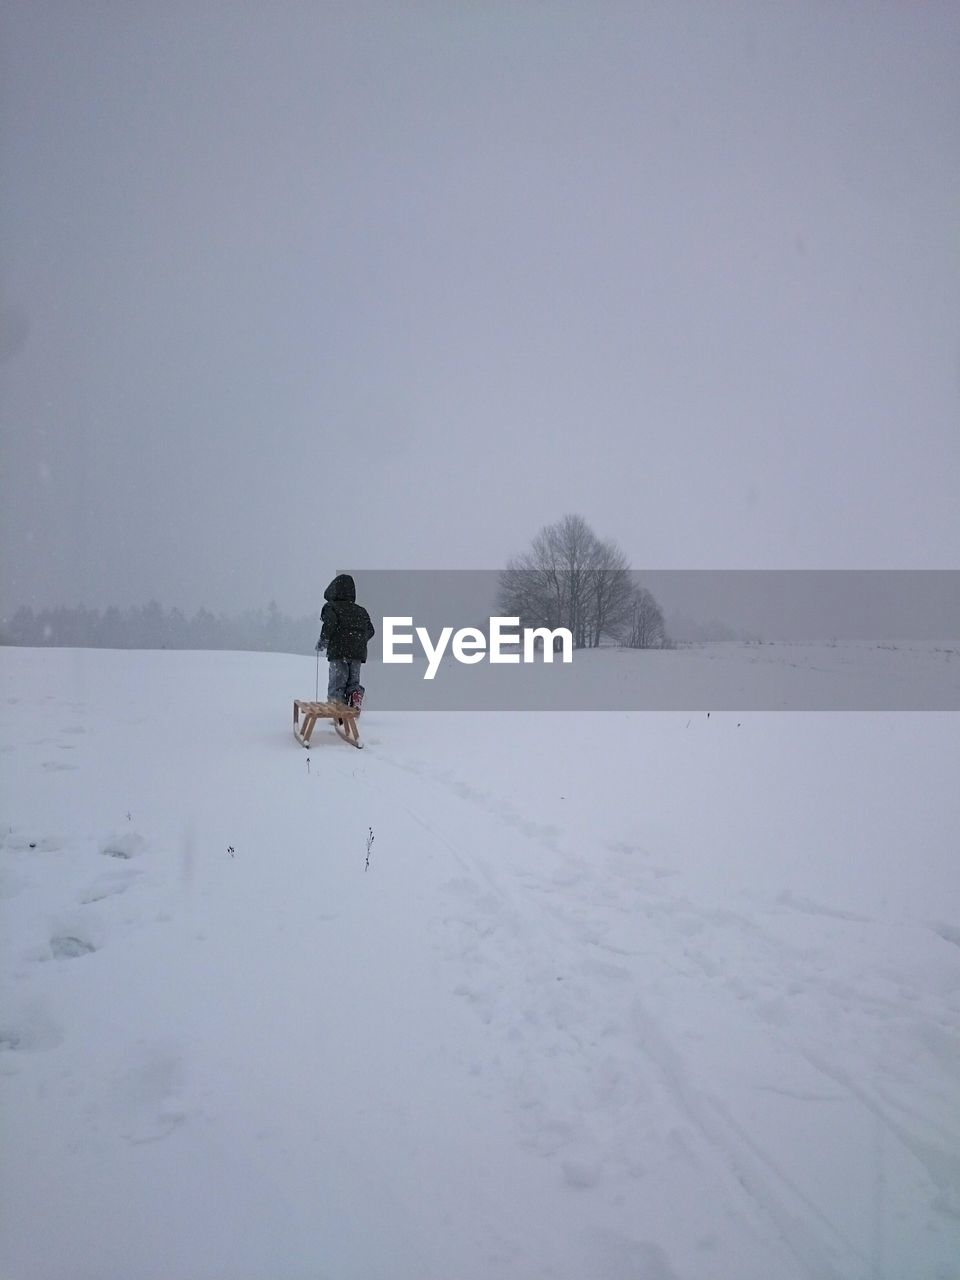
[{"left": 318, "top": 575, "right": 375, "bottom": 663}]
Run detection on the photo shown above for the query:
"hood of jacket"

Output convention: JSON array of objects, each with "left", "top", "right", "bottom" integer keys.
[{"left": 324, "top": 574, "right": 356, "bottom": 603}]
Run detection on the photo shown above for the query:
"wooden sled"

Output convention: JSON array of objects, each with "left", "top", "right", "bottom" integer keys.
[{"left": 293, "top": 699, "right": 363, "bottom": 749}]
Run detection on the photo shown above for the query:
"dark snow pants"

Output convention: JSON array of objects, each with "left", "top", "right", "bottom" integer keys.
[{"left": 327, "top": 658, "right": 362, "bottom": 705}]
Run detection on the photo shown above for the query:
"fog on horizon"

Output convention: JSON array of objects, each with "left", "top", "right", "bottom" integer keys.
[{"left": 2, "top": 1, "right": 959, "bottom": 623}]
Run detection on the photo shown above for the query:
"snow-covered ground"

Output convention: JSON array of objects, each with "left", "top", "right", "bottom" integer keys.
[
  {"left": 1, "top": 645, "right": 958, "bottom": 1280},
  {"left": 357, "top": 639, "right": 960, "bottom": 710}
]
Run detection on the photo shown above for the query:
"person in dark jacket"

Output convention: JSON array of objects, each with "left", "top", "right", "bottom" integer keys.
[{"left": 316, "top": 574, "right": 375, "bottom": 709}]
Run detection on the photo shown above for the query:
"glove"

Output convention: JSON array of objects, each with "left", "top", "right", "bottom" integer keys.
[{"left": 315, "top": 639, "right": 324, "bottom": 652}]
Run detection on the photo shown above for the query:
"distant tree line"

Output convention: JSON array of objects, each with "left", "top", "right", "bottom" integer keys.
[
  {"left": 497, "top": 513, "right": 669, "bottom": 649},
  {"left": 5, "top": 517, "right": 668, "bottom": 655},
  {"left": 1, "top": 600, "right": 319, "bottom": 654}
]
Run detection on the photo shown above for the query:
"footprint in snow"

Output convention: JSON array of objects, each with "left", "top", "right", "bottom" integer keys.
[
  {"left": 931, "top": 921, "right": 960, "bottom": 950},
  {"left": 112, "top": 1045, "right": 189, "bottom": 1143},
  {"left": 586, "top": 1232, "right": 681, "bottom": 1280},
  {"left": 4, "top": 833, "right": 63, "bottom": 853},
  {"left": 99, "top": 831, "right": 146, "bottom": 860},
  {"left": 50, "top": 934, "right": 97, "bottom": 959},
  {"left": 79, "top": 869, "right": 140, "bottom": 904},
  {"left": 0, "top": 1006, "right": 64, "bottom": 1058},
  {"left": 47, "top": 910, "right": 104, "bottom": 960}
]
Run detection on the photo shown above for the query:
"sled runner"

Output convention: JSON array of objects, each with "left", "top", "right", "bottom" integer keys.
[{"left": 293, "top": 699, "right": 363, "bottom": 749}]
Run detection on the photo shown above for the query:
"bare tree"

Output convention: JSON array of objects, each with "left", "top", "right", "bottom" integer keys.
[
  {"left": 497, "top": 553, "right": 565, "bottom": 633},
  {"left": 544, "top": 514, "right": 597, "bottom": 646},
  {"left": 498, "top": 515, "right": 638, "bottom": 648},
  {"left": 498, "top": 515, "right": 594, "bottom": 646},
  {"left": 585, "top": 539, "right": 635, "bottom": 647},
  {"left": 623, "top": 586, "right": 668, "bottom": 649}
]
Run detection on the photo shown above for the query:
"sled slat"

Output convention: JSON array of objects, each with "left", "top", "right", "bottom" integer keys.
[{"left": 293, "top": 699, "right": 362, "bottom": 749}]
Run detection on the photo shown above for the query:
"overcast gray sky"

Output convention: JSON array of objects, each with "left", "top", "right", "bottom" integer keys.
[{"left": 2, "top": 0, "right": 959, "bottom": 619}]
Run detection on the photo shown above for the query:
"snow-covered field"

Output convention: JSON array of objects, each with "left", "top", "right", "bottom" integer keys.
[
  {"left": 362, "top": 638, "right": 960, "bottom": 709},
  {"left": 1, "top": 645, "right": 959, "bottom": 1280}
]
